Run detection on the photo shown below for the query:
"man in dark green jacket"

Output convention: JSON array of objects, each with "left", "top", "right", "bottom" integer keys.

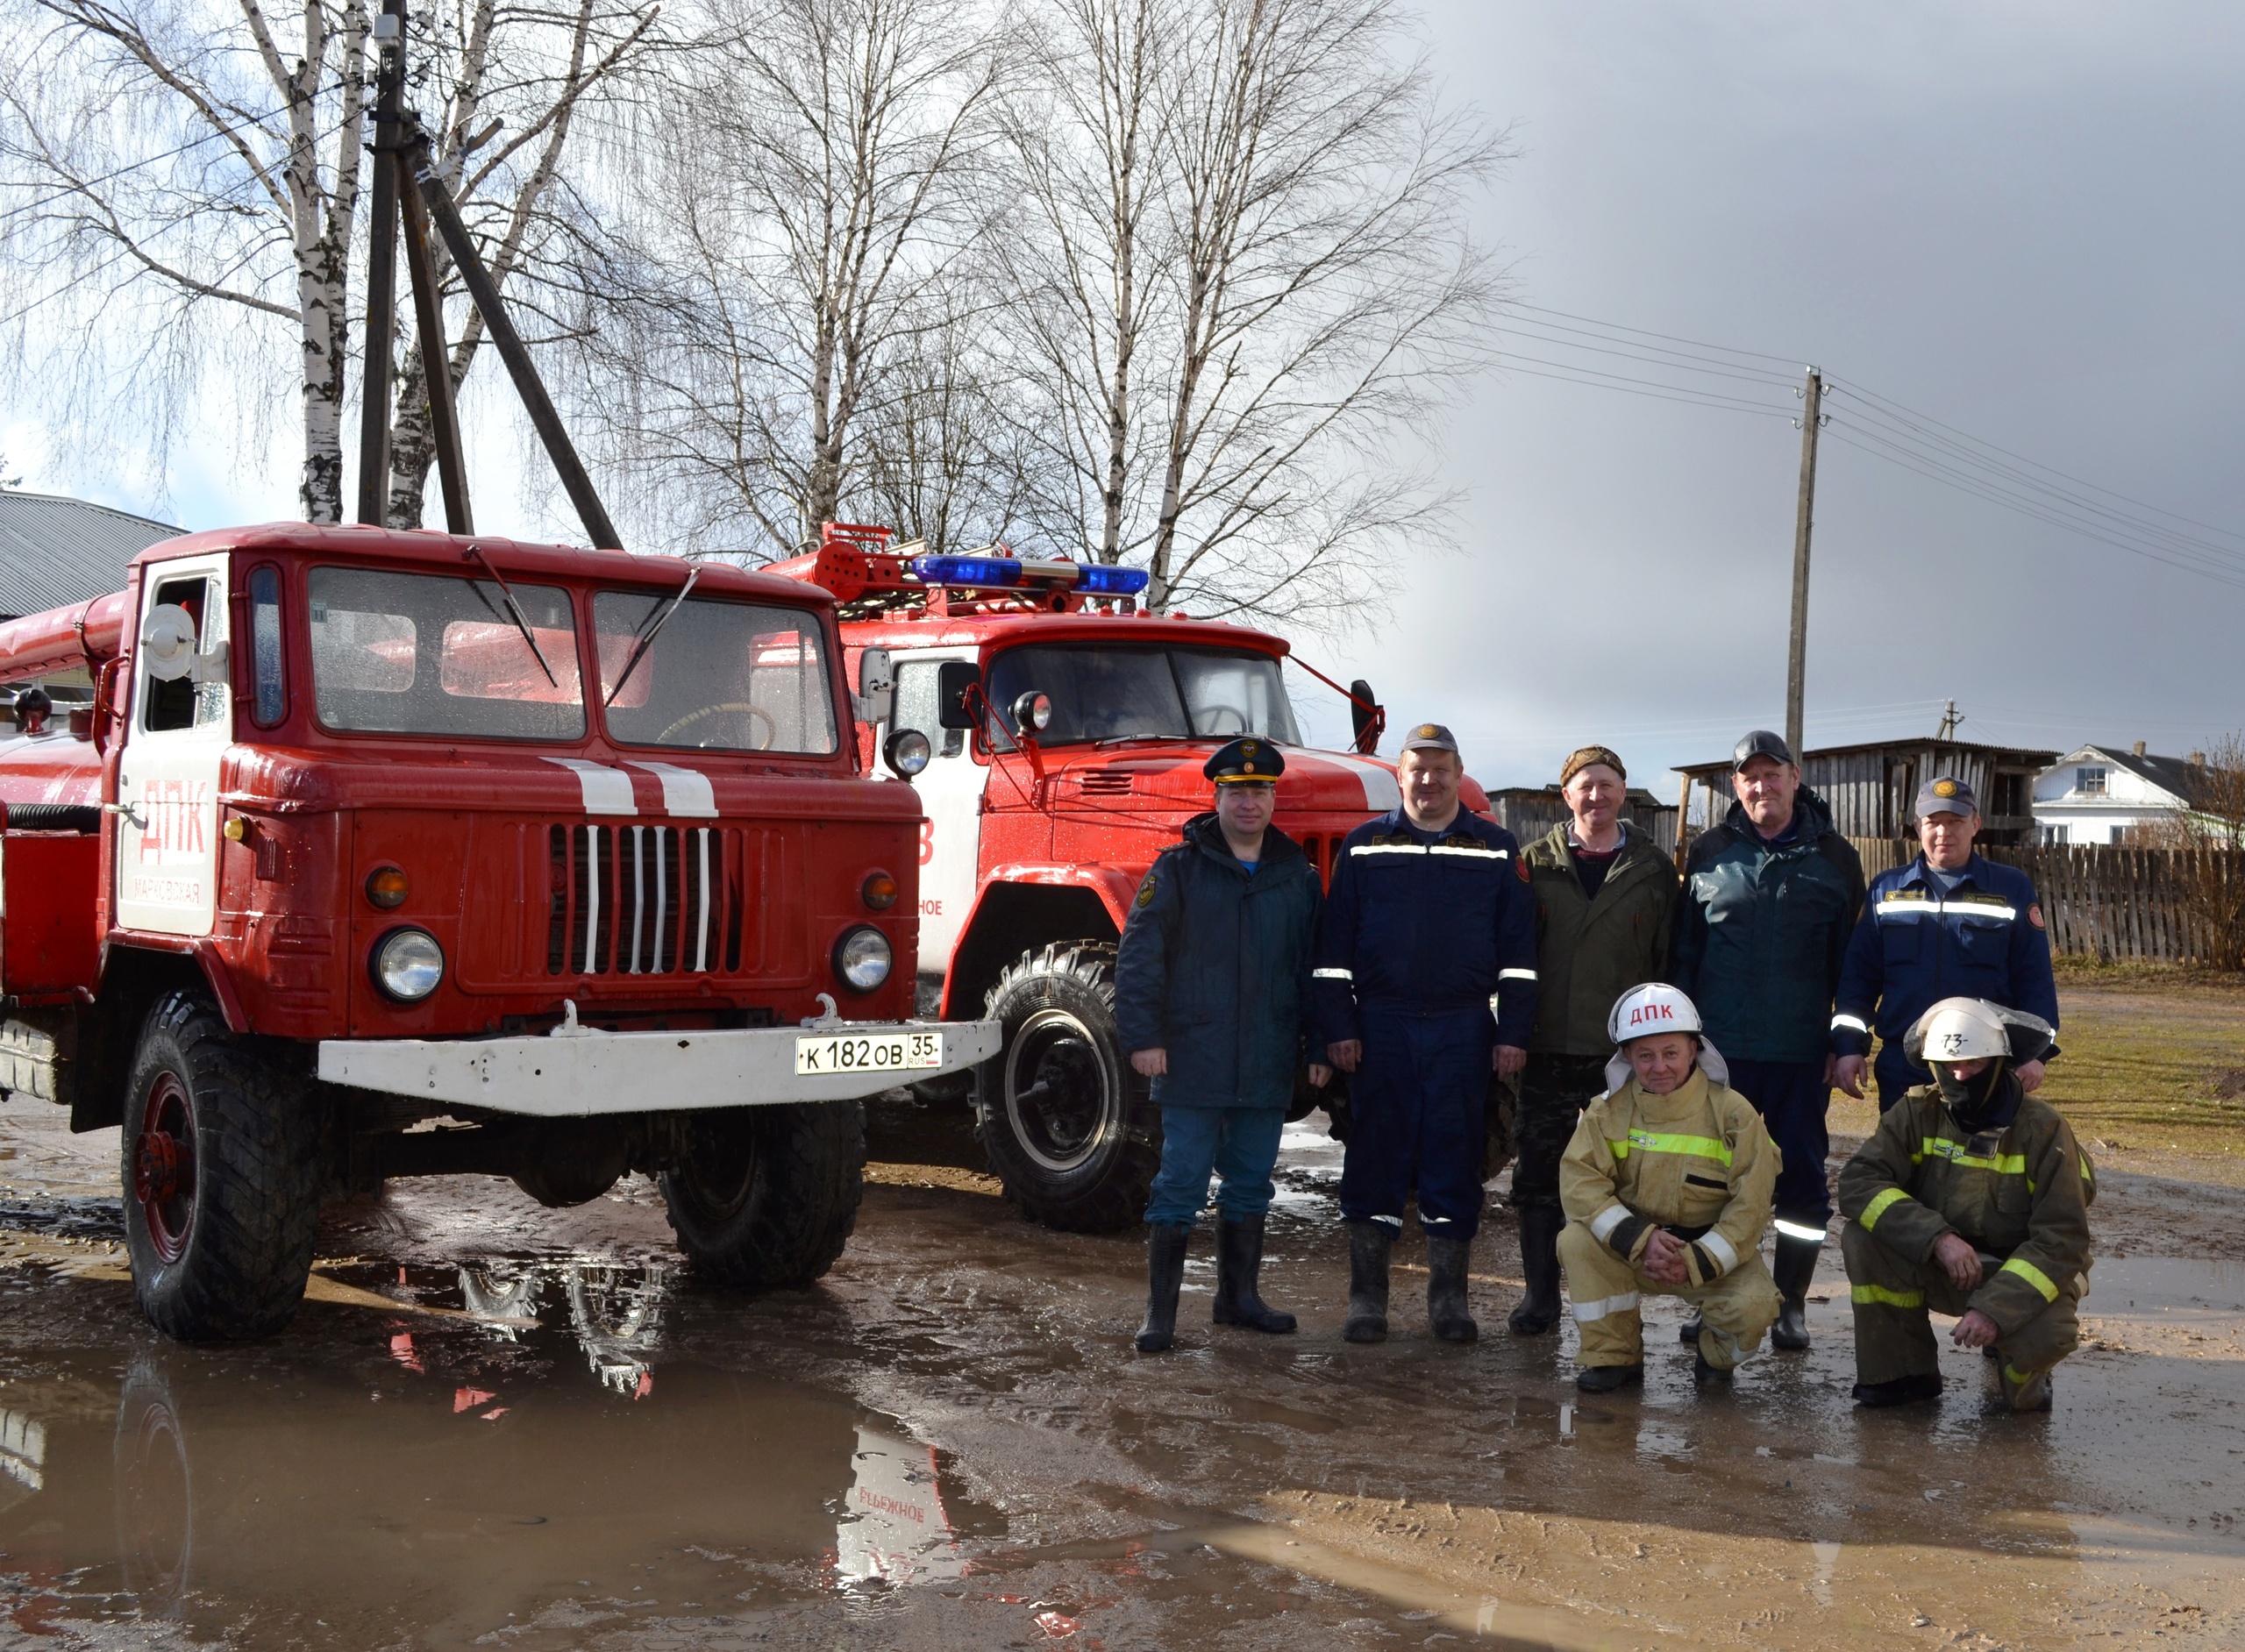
[
  {"left": 1115, "top": 737, "right": 1326, "bottom": 1353},
  {"left": 1509, "top": 744, "right": 1677, "bottom": 1335},
  {"left": 1671, "top": 730, "right": 1864, "bottom": 1351}
]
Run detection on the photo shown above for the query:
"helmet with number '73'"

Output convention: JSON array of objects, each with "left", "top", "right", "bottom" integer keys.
[
  {"left": 1603, "top": 983, "right": 1729, "bottom": 1093},
  {"left": 1902, "top": 996, "right": 2056, "bottom": 1068}
]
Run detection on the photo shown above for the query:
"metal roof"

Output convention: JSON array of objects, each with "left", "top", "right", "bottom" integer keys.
[{"left": 0, "top": 490, "right": 182, "bottom": 619}]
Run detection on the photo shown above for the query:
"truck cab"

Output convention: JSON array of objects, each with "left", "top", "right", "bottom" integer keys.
[
  {"left": 771, "top": 524, "right": 1491, "bottom": 1229},
  {"left": 0, "top": 523, "right": 998, "bottom": 1341}
]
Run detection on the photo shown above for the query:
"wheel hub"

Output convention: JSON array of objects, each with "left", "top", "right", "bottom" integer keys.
[
  {"left": 133, "top": 1132, "right": 183, "bottom": 1206},
  {"left": 1005, "top": 1009, "right": 1115, "bottom": 1175},
  {"left": 133, "top": 1072, "right": 196, "bottom": 1264}
]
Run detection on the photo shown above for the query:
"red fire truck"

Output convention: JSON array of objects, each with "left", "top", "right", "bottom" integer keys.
[
  {"left": 770, "top": 524, "right": 1494, "bottom": 1232},
  {"left": 0, "top": 523, "right": 998, "bottom": 1342}
]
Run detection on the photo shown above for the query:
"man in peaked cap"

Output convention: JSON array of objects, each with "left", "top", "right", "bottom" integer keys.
[
  {"left": 1115, "top": 737, "right": 1325, "bottom": 1352},
  {"left": 1832, "top": 775, "right": 2059, "bottom": 1109},
  {"left": 1313, "top": 723, "right": 1537, "bottom": 1344}
]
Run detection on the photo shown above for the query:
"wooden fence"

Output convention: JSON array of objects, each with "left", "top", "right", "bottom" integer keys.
[{"left": 1843, "top": 838, "right": 2245, "bottom": 965}]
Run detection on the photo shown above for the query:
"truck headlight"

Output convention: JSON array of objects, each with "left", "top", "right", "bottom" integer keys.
[
  {"left": 832, "top": 925, "right": 892, "bottom": 993},
  {"left": 372, "top": 928, "right": 445, "bottom": 1001}
]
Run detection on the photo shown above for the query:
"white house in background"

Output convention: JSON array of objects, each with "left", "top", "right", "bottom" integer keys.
[{"left": 2033, "top": 743, "right": 2206, "bottom": 844}]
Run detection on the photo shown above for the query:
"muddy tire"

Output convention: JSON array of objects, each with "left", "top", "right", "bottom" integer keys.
[
  {"left": 974, "top": 943, "right": 1158, "bottom": 1233},
  {"left": 121, "top": 993, "right": 324, "bottom": 1342},
  {"left": 659, "top": 1102, "right": 865, "bottom": 1288}
]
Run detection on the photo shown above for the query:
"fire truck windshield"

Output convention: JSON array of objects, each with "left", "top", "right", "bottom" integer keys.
[
  {"left": 594, "top": 593, "right": 839, "bottom": 753},
  {"left": 982, "top": 644, "right": 1301, "bottom": 747},
  {"left": 309, "top": 567, "right": 587, "bottom": 739}
]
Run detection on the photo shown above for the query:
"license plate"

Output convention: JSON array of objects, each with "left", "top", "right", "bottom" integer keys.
[{"left": 795, "top": 1029, "right": 944, "bottom": 1076}]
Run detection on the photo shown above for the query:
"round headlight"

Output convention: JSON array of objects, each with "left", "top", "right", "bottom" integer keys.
[
  {"left": 832, "top": 925, "right": 893, "bottom": 993},
  {"left": 883, "top": 727, "right": 931, "bottom": 778},
  {"left": 372, "top": 927, "right": 445, "bottom": 1001},
  {"left": 365, "top": 865, "right": 409, "bottom": 909},
  {"left": 860, "top": 870, "right": 900, "bottom": 910}
]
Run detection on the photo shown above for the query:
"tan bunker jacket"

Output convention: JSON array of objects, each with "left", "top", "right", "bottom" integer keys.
[
  {"left": 1837, "top": 1085, "right": 2095, "bottom": 1335},
  {"left": 1560, "top": 1068, "right": 1778, "bottom": 1287}
]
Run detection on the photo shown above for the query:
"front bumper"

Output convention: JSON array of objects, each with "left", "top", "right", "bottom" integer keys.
[{"left": 317, "top": 1018, "right": 1002, "bottom": 1119}]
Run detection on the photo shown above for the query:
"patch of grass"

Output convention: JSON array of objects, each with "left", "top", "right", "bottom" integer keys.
[
  {"left": 2032, "top": 981, "right": 2245, "bottom": 1162},
  {"left": 2051, "top": 954, "right": 2245, "bottom": 994}
]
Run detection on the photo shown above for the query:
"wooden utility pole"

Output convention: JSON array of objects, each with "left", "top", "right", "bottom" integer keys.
[{"left": 1785, "top": 367, "right": 1822, "bottom": 759}]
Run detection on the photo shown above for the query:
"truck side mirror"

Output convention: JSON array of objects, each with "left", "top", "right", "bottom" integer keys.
[
  {"left": 1350, "top": 678, "right": 1385, "bottom": 756},
  {"left": 854, "top": 645, "right": 895, "bottom": 727},
  {"left": 936, "top": 661, "right": 981, "bottom": 730},
  {"left": 139, "top": 603, "right": 229, "bottom": 686}
]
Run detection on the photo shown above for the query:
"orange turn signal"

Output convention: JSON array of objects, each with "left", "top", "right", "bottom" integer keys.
[
  {"left": 860, "top": 870, "right": 899, "bottom": 910},
  {"left": 366, "top": 865, "right": 410, "bottom": 910}
]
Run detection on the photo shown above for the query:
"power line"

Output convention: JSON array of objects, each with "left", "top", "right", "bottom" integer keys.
[
  {"left": 1494, "top": 354, "right": 1796, "bottom": 418},
  {"left": 1503, "top": 302, "right": 1806, "bottom": 367}
]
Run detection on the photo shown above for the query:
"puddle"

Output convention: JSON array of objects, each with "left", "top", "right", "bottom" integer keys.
[{"left": 0, "top": 1257, "right": 1001, "bottom": 1649}]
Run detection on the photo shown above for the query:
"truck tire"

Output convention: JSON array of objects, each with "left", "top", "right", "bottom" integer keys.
[
  {"left": 120, "top": 993, "right": 324, "bottom": 1342},
  {"left": 659, "top": 1102, "right": 864, "bottom": 1289},
  {"left": 974, "top": 943, "right": 1158, "bottom": 1233}
]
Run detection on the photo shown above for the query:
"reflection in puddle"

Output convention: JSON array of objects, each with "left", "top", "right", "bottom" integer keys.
[{"left": 0, "top": 1257, "right": 993, "bottom": 1647}]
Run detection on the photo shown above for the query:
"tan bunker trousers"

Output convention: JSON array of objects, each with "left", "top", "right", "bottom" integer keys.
[
  {"left": 1557, "top": 1220, "right": 1782, "bottom": 1370},
  {"left": 1841, "top": 1222, "right": 2078, "bottom": 1390}
]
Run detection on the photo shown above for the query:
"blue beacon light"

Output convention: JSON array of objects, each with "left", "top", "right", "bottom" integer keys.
[{"left": 908, "top": 554, "right": 1151, "bottom": 598}]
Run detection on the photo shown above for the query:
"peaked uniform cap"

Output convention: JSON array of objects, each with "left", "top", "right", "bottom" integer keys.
[{"left": 1203, "top": 736, "right": 1286, "bottom": 784}]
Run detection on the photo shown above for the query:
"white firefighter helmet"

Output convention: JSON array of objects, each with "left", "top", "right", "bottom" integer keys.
[
  {"left": 1604, "top": 983, "right": 1728, "bottom": 1092},
  {"left": 1903, "top": 997, "right": 2056, "bottom": 1067}
]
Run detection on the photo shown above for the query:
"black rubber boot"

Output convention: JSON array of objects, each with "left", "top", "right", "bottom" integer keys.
[
  {"left": 1693, "top": 1349, "right": 1733, "bottom": 1387},
  {"left": 1507, "top": 1207, "right": 1564, "bottom": 1335},
  {"left": 1427, "top": 1235, "right": 1478, "bottom": 1342},
  {"left": 1770, "top": 1231, "right": 1821, "bottom": 1351},
  {"left": 1852, "top": 1372, "right": 1942, "bottom": 1407},
  {"left": 1576, "top": 1364, "right": 1643, "bottom": 1394},
  {"left": 1213, "top": 1214, "right": 1296, "bottom": 1334},
  {"left": 1136, "top": 1224, "right": 1191, "bottom": 1353},
  {"left": 1678, "top": 1317, "right": 1703, "bottom": 1344},
  {"left": 1343, "top": 1221, "right": 1393, "bottom": 1344}
]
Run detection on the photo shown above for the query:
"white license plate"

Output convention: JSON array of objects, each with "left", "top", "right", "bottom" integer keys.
[{"left": 795, "top": 1029, "right": 944, "bottom": 1076}]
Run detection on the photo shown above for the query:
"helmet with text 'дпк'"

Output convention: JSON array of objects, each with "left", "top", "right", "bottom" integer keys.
[{"left": 1603, "top": 983, "right": 1729, "bottom": 1093}]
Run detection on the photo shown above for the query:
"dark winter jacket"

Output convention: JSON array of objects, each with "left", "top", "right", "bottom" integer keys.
[
  {"left": 1671, "top": 787, "right": 1865, "bottom": 1065},
  {"left": 1310, "top": 808, "right": 1538, "bottom": 1047},
  {"left": 1114, "top": 815, "right": 1322, "bottom": 1110},
  {"left": 1523, "top": 820, "right": 1678, "bottom": 1057}
]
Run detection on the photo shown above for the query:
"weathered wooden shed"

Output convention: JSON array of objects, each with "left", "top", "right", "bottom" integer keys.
[{"left": 1672, "top": 737, "right": 2057, "bottom": 846}]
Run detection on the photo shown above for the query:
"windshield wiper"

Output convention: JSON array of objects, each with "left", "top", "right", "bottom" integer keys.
[
  {"left": 1092, "top": 732, "right": 1201, "bottom": 747},
  {"left": 465, "top": 545, "right": 559, "bottom": 688},
  {"left": 604, "top": 563, "right": 702, "bottom": 708}
]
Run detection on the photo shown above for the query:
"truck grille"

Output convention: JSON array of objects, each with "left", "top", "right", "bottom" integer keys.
[{"left": 547, "top": 823, "right": 739, "bottom": 977}]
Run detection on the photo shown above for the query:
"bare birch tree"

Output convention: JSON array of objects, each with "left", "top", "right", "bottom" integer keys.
[
  {"left": 0, "top": 0, "right": 654, "bottom": 523},
  {"left": 566, "top": 0, "right": 1009, "bottom": 559}
]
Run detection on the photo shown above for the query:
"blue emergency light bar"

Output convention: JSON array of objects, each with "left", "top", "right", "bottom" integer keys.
[{"left": 909, "top": 552, "right": 1151, "bottom": 597}]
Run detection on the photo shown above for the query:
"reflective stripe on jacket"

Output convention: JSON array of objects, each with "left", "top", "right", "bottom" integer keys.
[
  {"left": 1836, "top": 1086, "right": 2096, "bottom": 1334},
  {"left": 1523, "top": 820, "right": 1678, "bottom": 1057},
  {"left": 1559, "top": 1067, "right": 1778, "bottom": 1287},
  {"left": 1830, "top": 854, "right": 2059, "bottom": 1057}
]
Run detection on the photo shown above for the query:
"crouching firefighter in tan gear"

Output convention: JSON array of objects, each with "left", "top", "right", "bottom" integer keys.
[
  {"left": 1558, "top": 985, "right": 1782, "bottom": 1392},
  {"left": 1838, "top": 997, "right": 2092, "bottom": 1412}
]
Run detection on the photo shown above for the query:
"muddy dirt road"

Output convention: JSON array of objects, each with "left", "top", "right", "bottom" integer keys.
[{"left": 4, "top": 1089, "right": 2244, "bottom": 1651}]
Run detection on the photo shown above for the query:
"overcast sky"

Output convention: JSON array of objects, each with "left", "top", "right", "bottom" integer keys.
[{"left": 9, "top": 3, "right": 2241, "bottom": 796}]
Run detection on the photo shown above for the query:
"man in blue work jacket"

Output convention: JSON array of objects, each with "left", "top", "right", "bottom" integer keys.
[
  {"left": 1314, "top": 723, "right": 1538, "bottom": 1344},
  {"left": 1671, "top": 730, "right": 1865, "bottom": 1353},
  {"left": 1832, "top": 776, "right": 2059, "bottom": 1108},
  {"left": 1116, "top": 737, "right": 1327, "bottom": 1354}
]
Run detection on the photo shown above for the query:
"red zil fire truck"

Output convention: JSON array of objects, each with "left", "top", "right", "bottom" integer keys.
[
  {"left": 770, "top": 524, "right": 1494, "bottom": 1231},
  {"left": 0, "top": 523, "right": 999, "bottom": 1342}
]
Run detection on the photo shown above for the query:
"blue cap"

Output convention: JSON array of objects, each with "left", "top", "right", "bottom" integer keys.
[
  {"left": 1204, "top": 737, "right": 1284, "bottom": 784},
  {"left": 1914, "top": 776, "right": 1978, "bottom": 819}
]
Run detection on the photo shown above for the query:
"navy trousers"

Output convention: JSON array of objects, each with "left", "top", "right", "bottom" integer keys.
[
  {"left": 1339, "top": 1007, "right": 1493, "bottom": 1240},
  {"left": 1724, "top": 1056, "right": 1833, "bottom": 1230},
  {"left": 1874, "top": 1043, "right": 1930, "bottom": 1110},
  {"left": 1144, "top": 1106, "right": 1286, "bottom": 1226}
]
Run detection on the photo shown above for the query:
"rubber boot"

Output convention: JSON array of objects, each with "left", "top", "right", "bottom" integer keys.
[
  {"left": 1693, "top": 1349, "right": 1733, "bottom": 1387},
  {"left": 1678, "top": 1317, "right": 1703, "bottom": 1345},
  {"left": 1506, "top": 1207, "right": 1563, "bottom": 1335},
  {"left": 1852, "top": 1372, "right": 1942, "bottom": 1407},
  {"left": 1343, "top": 1221, "right": 1393, "bottom": 1344},
  {"left": 1136, "top": 1224, "right": 1191, "bottom": 1353},
  {"left": 1427, "top": 1235, "right": 1478, "bottom": 1343},
  {"left": 1213, "top": 1214, "right": 1296, "bottom": 1334},
  {"left": 1999, "top": 1361, "right": 2054, "bottom": 1413},
  {"left": 1770, "top": 1232, "right": 1821, "bottom": 1351},
  {"left": 1576, "top": 1363, "right": 1643, "bottom": 1394}
]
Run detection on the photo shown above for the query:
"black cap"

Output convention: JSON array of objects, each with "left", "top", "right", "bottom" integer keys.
[
  {"left": 1732, "top": 729, "right": 1795, "bottom": 771},
  {"left": 1203, "top": 737, "right": 1285, "bottom": 784}
]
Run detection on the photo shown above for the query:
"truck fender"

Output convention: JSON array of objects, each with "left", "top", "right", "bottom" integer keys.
[
  {"left": 938, "top": 865, "right": 1139, "bottom": 1022},
  {"left": 99, "top": 936, "right": 252, "bottom": 1035}
]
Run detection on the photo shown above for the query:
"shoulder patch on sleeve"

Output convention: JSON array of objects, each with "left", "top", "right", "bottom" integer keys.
[
  {"left": 2028, "top": 902, "right": 2045, "bottom": 929},
  {"left": 1136, "top": 870, "right": 1159, "bottom": 908}
]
